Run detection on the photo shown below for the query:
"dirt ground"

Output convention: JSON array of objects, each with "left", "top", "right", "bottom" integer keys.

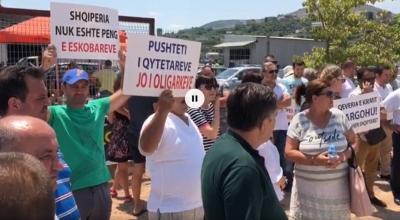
[{"left": 109, "top": 176, "right": 400, "bottom": 220}]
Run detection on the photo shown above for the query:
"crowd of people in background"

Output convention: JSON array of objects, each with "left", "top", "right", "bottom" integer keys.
[{"left": 0, "top": 43, "right": 399, "bottom": 220}]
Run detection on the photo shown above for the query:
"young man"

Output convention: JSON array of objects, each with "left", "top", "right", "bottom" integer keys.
[
  {"left": 281, "top": 60, "right": 308, "bottom": 113},
  {"left": 0, "top": 152, "right": 55, "bottom": 220},
  {"left": 140, "top": 90, "right": 205, "bottom": 220},
  {"left": 349, "top": 67, "right": 387, "bottom": 207},
  {"left": 46, "top": 48, "right": 131, "bottom": 220},
  {"left": 373, "top": 66, "right": 393, "bottom": 181},
  {"left": 201, "top": 83, "right": 287, "bottom": 220},
  {"left": 340, "top": 59, "right": 357, "bottom": 98},
  {"left": 0, "top": 61, "right": 80, "bottom": 220},
  {"left": 0, "top": 116, "right": 64, "bottom": 220}
]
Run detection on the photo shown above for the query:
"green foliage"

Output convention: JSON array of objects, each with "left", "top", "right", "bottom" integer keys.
[
  {"left": 295, "top": 0, "right": 400, "bottom": 69},
  {"left": 163, "top": 19, "right": 311, "bottom": 59}
]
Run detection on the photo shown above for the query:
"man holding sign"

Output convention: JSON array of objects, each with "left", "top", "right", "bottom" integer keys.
[
  {"left": 348, "top": 67, "right": 387, "bottom": 207},
  {"left": 46, "top": 48, "right": 131, "bottom": 220}
]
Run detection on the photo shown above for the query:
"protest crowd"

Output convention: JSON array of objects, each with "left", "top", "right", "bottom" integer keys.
[{"left": 1, "top": 3, "right": 400, "bottom": 220}]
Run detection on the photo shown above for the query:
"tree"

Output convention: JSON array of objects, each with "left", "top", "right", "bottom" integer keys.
[{"left": 294, "top": 0, "right": 400, "bottom": 68}]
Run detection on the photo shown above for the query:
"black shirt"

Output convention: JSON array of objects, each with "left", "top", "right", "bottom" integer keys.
[
  {"left": 127, "top": 96, "right": 158, "bottom": 145},
  {"left": 201, "top": 130, "right": 288, "bottom": 220}
]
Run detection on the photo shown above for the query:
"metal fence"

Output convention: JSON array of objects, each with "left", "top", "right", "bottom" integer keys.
[{"left": 0, "top": 4, "right": 154, "bottom": 103}]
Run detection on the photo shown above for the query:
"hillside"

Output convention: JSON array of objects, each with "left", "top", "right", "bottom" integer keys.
[{"left": 201, "top": 5, "right": 391, "bottom": 29}]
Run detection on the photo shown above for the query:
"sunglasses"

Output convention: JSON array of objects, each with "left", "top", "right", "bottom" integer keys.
[
  {"left": 271, "top": 61, "right": 278, "bottom": 64},
  {"left": 363, "top": 77, "right": 376, "bottom": 82},
  {"left": 268, "top": 69, "right": 278, "bottom": 74},
  {"left": 202, "top": 84, "right": 219, "bottom": 90},
  {"left": 319, "top": 90, "right": 334, "bottom": 98}
]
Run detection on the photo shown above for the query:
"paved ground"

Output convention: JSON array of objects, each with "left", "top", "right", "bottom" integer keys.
[{"left": 109, "top": 175, "right": 400, "bottom": 220}]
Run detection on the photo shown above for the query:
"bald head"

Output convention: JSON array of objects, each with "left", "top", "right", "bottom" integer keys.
[
  {"left": 0, "top": 115, "right": 62, "bottom": 190},
  {"left": 0, "top": 116, "right": 54, "bottom": 152}
]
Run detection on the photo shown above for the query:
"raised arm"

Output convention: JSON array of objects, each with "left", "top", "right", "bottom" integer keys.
[{"left": 109, "top": 50, "right": 131, "bottom": 113}]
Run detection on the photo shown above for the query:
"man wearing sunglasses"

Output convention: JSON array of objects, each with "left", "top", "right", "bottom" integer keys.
[
  {"left": 261, "top": 62, "right": 292, "bottom": 191},
  {"left": 264, "top": 55, "right": 282, "bottom": 83},
  {"left": 349, "top": 67, "right": 387, "bottom": 207}
]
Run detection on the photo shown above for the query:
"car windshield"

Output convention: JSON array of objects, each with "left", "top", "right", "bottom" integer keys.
[
  {"left": 215, "top": 68, "right": 227, "bottom": 76},
  {"left": 216, "top": 69, "right": 238, "bottom": 79}
]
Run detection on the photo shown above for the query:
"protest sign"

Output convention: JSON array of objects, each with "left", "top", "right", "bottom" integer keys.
[
  {"left": 50, "top": 2, "right": 119, "bottom": 60},
  {"left": 334, "top": 92, "right": 380, "bottom": 133},
  {"left": 286, "top": 100, "right": 295, "bottom": 123},
  {"left": 122, "top": 34, "right": 201, "bottom": 97}
]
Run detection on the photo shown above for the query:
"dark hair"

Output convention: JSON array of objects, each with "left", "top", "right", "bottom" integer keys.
[
  {"left": 227, "top": 83, "right": 277, "bottom": 131},
  {"left": 292, "top": 60, "right": 305, "bottom": 69},
  {"left": 0, "top": 152, "right": 55, "bottom": 220},
  {"left": 294, "top": 79, "right": 330, "bottom": 106},
  {"left": 241, "top": 71, "right": 263, "bottom": 84},
  {"left": 0, "top": 66, "right": 44, "bottom": 116},
  {"left": 264, "top": 54, "right": 275, "bottom": 59},
  {"left": 376, "top": 65, "right": 391, "bottom": 76},
  {"left": 356, "top": 67, "right": 374, "bottom": 81},
  {"left": 341, "top": 59, "right": 356, "bottom": 69},
  {"left": 105, "top": 60, "right": 112, "bottom": 66},
  {"left": 113, "top": 74, "right": 122, "bottom": 92},
  {"left": 195, "top": 74, "right": 218, "bottom": 89}
]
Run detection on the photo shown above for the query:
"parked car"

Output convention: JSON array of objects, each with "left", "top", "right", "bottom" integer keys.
[{"left": 216, "top": 67, "right": 261, "bottom": 89}]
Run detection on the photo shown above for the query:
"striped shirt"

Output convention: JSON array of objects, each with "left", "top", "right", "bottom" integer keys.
[
  {"left": 55, "top": 151, "right": 81, "bottom": 220},
  {"left": 187, "top": 103, "right": 221, "bottom": 151}
]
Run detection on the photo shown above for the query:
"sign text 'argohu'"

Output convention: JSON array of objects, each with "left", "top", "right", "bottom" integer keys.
[
  {"left": 123, "top": 34, "right": 201, "bottom": 97},
  {"left": 334, "top": 92, "right": 380, "bottom": 133},
  {"left": 50, "top": 2, "right": 120, "bottom": 60}
]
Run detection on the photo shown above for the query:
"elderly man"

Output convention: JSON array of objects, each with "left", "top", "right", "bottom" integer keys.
[
  {"left": 0, "top": 116, "right": 64, "bottom": 220},
  {"left": 0, "top": 152, "right": 56, "bottom": 220},
  {"left": 0, "top": 47, "right": 80, "bottom": 220}
]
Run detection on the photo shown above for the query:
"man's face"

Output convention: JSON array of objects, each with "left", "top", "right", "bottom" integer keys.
[
  {"left": 294, "top": 64, "right": 305, "bottom": 78},
  {"left": 171, "top": 97, "right": 188, "bottom": 115},
  {"left": 63, "top": 80, "right": 89, "bottom": 105},
  {"left": 378, "top": 69, "right": 391, "bottom": 85},
  {"left": 263, "top": 64, "right": 278, "bottom": 81},
  {"left": 361, "top": 71, "right": 376, "bottom": 89},
  {"left": 14, "top": 126, "right": 63, "bottom": 191},
  {"left": 15, "top": 76, "right": 50, "bottom": 120}
]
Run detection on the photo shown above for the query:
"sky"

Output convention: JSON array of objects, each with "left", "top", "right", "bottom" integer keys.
[{"left": 2, "top": 0, "right": 400, "bottom": 30}]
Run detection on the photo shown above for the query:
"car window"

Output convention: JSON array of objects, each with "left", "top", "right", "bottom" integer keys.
[
  {"left": 215, "top": 68, "right": 227, "bottom": 76},
  {"left": 216, "top": 69, "right": 238, "bottom": 80}
]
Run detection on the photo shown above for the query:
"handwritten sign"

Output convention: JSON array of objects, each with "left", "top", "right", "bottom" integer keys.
[
  {"left": 334, "top": 92, "right": 381, "bottom": 133},
  {"left": 50, "top": 2, "right": 120, "bottom": 59},
  {"left": 286, "top": 100, "right": 296, "bottom": 123},
  {"left": 122, "top": 34, "right": 201, "bottom": 97}
]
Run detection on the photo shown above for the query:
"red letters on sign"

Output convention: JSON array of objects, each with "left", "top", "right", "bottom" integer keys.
[
  {"left": 61, "top": 42, "right": 117, "bottom": 54},
  {"left": 135, "top": 72, "right": 194, "bottom": 90}
]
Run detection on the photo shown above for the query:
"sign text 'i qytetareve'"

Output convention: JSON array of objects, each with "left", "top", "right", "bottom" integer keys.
[{"left": 135, "top": 41, "right": 194, "bottom": 90}]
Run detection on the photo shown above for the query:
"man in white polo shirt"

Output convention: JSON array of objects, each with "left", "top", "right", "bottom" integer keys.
[
  {"left": 139, "top": 90, "right": 205, "bottom": 220},
  {"left": 374, "top": 66, "right": 393, "bottom": 181}
]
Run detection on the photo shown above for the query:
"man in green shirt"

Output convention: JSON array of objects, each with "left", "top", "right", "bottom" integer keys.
[
  {"left": 46, "top": 49, "right": 130, "bottom": 220},
  {"left": 201, "top": 83, "right": 288, "bottom": 220}
]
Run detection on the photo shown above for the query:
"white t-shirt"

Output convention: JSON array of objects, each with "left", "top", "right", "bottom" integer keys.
[
  {"left": 140, "top": 113, "right": 205, "bottom": 213},
  {"left": 374, "top": 82, "right": 393, "bottom": 101},
  {"left": 341, "top": 77, "right": 356, "bottom": 98},
  {"left": 257, "top": 141, "right": 284, "bottom": 201},
  {"left": 268, "top": 83, "right": 289, "bottom": 130},
  {"left": 381, "top": 89, "right": 400, "bottom": 125}
]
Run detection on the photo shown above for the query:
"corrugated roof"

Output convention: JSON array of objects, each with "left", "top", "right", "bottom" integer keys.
[{"left": 213, "top": 40, "right": 255, "bottom": 48}]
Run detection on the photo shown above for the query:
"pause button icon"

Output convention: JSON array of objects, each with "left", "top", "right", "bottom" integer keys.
[{"left": 192, "top": 95, "right": 198, "bottom": 102}]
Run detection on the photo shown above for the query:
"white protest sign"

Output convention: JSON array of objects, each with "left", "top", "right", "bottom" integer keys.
[
  {"left": 50, "top": 2, "right": 120, "bottom": 60},
  {"left": 286, "top": 100, "right": 296, "bottom": 123},
  {"left": 122, "top": 34, "right": 201, "bottom": 97},
  {"left": 334, "top": 92, "right": 381, "bottom": 133}
]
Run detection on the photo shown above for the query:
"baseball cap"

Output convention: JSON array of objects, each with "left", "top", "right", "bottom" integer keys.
[{"left": 63, "top": 68, "right": 89, "bottom": 84}]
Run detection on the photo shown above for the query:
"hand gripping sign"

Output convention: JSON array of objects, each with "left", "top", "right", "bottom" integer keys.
[{"left": 122, "top": 34, "right": 201, "bottom": 97}]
